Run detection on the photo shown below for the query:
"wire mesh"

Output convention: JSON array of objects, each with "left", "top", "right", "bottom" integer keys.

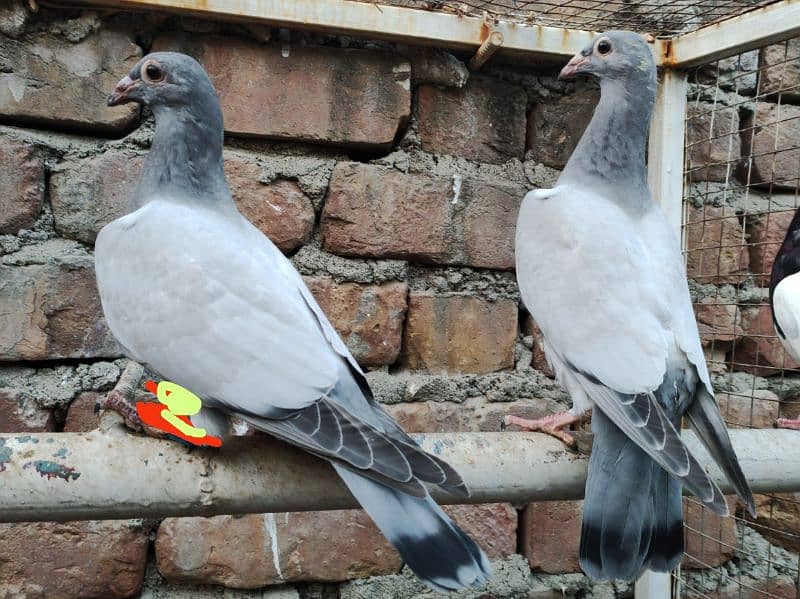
[
  {"left": 354, "top": 0, "right": 779, "bottom": 38},
  {"left": 678, "top": 36, "right": 800, "bottom": 599}
]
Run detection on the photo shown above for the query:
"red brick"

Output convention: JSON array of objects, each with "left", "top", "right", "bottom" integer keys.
[
  {"left": 686, "top": 103, "right": 741, "bottom": 183},
  {"left": 0, "top": 257, "right": 122, "bottom": 361},
  {"left": 0, "top": 389, "right": 54, "bottom": 432},
  {"left": 443, "top": 503, "right": 517, "bottom": 559},
  {"left": 683, "top": 497, "right": 738, "bottom": 569},
  {"left": 226, "top": 154, "right": 314, "bottom": 253},
  {"left": 735, "top": 304, "right": 800, "bottom": 376},
  {"left": 303, "top": 276, "right": 408, "bottom": 368},
  {"left": 759, "top": 39, "right": 800, "bottom": 102},
  {"left": 748, "top": 209, "right": 794, "bottom": 286},
  {"left": 522, "top": 314, "right": 555, "bottom": 378},
  {"left": 418, "top": 76, "right": 526, "bottom": 164},
  {"left": 321, "top": 162, "right": 523, "bottom": 269},
  {"left": 521, "top": 500, "right": 583, "bottom": 574},
  {"left": 51, "top": 151, "right": 145, "bottom": 244},
  {"left": 403, "top": 293, "right": 517, "bottom": 374},
  {"left": 51, "top": 149, "right": 314, "bottom": 253},
  {"left": 740, "top": 103, "right": 800, "bottom": 191},
  {"left": 63, "top": 391, "right": 103, "bottom": 432},
  {"left": 685, "top": 205, "right": 749, "bottom": 285},
  {"left": 0, "top": 138, "right": 44, "bottom": 234},
  {"left": 748, "top": 493, "right": 800, "bottom": 553},
  {"left": 0, "top": 29, "right": 140, "bottom": 133},
  {"left": 156, "top": 512, "right": 401, "bottom": 587},
  {"left": 526, "top": 88, "right": 600, "bottom": 169},
  {"left": 154, "top": 34, "right": 410, "bottom": 151},
  {"left": 716, "top": 389, "right": 779, "bottom": 429},
  {"left": 694, "top": 297, "right": 742, "bottom": 348},
  {"left": 0, "top": 520, "right": 149, "bottom": 598},
  {"left": 712, "top": 577, "right": 797, "bottom": 599}
]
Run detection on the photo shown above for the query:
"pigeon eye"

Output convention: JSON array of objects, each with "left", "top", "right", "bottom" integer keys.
[
  {"left": 597, "top": 40, "right": 612, "bottom": 55},
  {"left": 142, "top": 61, "right": 165, "bottom": 84}
]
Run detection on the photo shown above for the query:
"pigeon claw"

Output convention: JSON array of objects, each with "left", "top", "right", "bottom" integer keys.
[{"left": 502, "top": 411, "right": 583, "bottom": 448}]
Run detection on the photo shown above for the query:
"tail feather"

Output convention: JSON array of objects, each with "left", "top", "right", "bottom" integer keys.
[
  {"left": 580, "top": 410, "right": 682, "bottom": 581},
  {"left": 333, "top": 463, "right": 491, "bottom": 591}
]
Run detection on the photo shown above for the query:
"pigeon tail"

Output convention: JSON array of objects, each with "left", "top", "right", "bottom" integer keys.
[
  {"left": 580, "top": 409, "right": 682, "bottom": 581},
  {"left": 333, "top": 463, "right": 491, "bottom": 591}
]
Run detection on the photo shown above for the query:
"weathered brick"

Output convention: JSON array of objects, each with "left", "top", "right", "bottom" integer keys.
[
  {"left": 51, "top": 151, "right": 145, "bottom": 244},
  {"left": 156, "top": 512, "right": 401, "bottom": 587},
  {"left": 0, "top": 29, "right": 140, "bottom": 133},
  {"left": 51, "top": 149, "right": 314, "bottom": 252},
  {"left": 0, "top": 255, "right": 122, "bottom": 361},
  {"left": 522, "top": 314, "right": 555, "bottom": 378},
  {"left": 716, "top": 389, "right": 780, "bottom": 429},
  {"left": 748, "top": 208, "right": 795, "bottom": 286},
  {"left": 154, "top": 34, "right": 409, "bottom": 151},
  {"left": 0, "top": 138, "right": 44, "bottom": 234},
  {"left": 321, "top": 162, "right": 523, "bottom": 269},
  {"left": 418, "top": 75, "right": 526, "bottom": 164},
  {"left": 0, "top": 520, "right": 149, "bottom": 598},
  {"left": 526, "top": 88, "right": 600, "bottom": 169},
  {"left": 0, "top": 389, "right": 55, "bottom": 432},
  {"left": 521, "top": 500, "right": 583, "bottom": 574},
  {"left": 759, "top": 39, "right": 800, "bottom": 102},
  {"left": 748, "top": 493, "right": 800, "bottom": 553},
  {"left": 695, "top": 51, "right": 758, "bottom": 94},
  {"left": 403, "top": 293, "right": 517, "bottom": 374},
  {"left": 740, "top": 103, "right": 800, "bottom": 191},
  {"left": 686, "top": 103, "right": 741, "bottom": 183},
  {"left": 303, "top": 276, "right": 408, "bottom": 368},
  {"left": 444, "top": 503, "right": 517, "bottom": 560},
  {"left": 64, "top": 391, "right": 103, "bottom": 432},
  {"left": 694, "top": 297, "right": 742, "bottom": 348},
  {"left": 685, "top": 205, "right": 749, "bottom": 285},
  {"left": 711, "top": 577, "right": 797, "bottom": 599},
  {"left": 683, "top": 497, "right": 738, "bottom": 569},
  {"left": 736, "top": 304, "right": 800, "bottom": 376}
]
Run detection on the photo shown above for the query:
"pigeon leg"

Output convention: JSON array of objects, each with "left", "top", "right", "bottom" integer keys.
[
  {"left": 97, "top": 361, "right": 146, "bottom": 432},
  {"left": 777, "top": 418, "right": 800, "bottom": 430},
  {"left": 503, "top": 410, "right": 588, "bottom": 448}
]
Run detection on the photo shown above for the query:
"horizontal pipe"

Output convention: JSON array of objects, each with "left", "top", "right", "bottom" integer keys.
[{"left": 0, "top": 425, "right": 798, "bottom": 522}]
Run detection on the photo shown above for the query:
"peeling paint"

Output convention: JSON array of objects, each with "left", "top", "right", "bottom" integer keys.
[
  {"left": 0, "top": 439, "right": 12, "bottom": 472},
  {"left": 24, "top": 460, "right": 81, "bottom": 482},
  {"left": 52, "top": 447, "right": 68, "bottom": 458},
  {"left": 14, "top": 435, "right": 38, "bottom": 444}
]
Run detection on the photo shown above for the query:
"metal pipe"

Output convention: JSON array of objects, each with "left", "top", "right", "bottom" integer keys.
[
  {"left": 468, "top": 31, "right": 504, "bottom": 71},
  {"left": 0, "top": 426, "right": 797, "bottom": 523}
]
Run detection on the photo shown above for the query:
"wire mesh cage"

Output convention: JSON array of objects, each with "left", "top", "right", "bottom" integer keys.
[
  {"left": 678, "top": 34, "right": 800, "bottom": 598},
  {"left": 351, "top": 0, "right": 777, "bottom": 37}
]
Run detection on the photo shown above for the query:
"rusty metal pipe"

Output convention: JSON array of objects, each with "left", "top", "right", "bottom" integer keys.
[
  {"left": 468, "top": 31, "right": 504, "bottom": 71},
  {"left": 0, "top": 426, "right": 797, "bottom": 522}
]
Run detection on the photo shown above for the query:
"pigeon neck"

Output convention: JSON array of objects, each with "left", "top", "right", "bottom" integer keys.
[
  {"left": 134, "top": 106, "right": 230, "bottom": 208},
  {"left": 561, "top": 78, "right": 655, "bottom": 210}
]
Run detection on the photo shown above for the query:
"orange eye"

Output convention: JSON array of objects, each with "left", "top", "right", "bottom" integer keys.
[{"left": 142, "top": 60, "right": 165, "bottom": 84}]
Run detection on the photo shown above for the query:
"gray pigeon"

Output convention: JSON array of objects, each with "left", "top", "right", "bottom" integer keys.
[
  {"left": 510, "top": 31, "right": 755, "bottom": 581},
  {"left": 96, "top": 52, "right": 491, "bottom": 591}
]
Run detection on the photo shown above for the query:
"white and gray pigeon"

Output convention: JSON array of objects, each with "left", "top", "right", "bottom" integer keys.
[
  {"left": 510, "top": 31, "right": 755, "bottom": 581},
  {"left": 96, "top": 52, "right": 491, "bottom": 591}
]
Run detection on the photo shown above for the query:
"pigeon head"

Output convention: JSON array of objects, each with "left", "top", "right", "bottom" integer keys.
[
  {"left": 558, "top": 31, "right": 655, "bottom": 87},
  {"left": 107, "top": 52, "right": 218, "bottom": 114}
]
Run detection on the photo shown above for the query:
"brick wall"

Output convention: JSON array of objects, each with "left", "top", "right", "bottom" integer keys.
[{"left": 0, "top": 3, "right": 798, "bottom": 598}]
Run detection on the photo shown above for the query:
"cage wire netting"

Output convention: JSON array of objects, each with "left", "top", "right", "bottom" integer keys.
[
  {"left": 677, "top": 35, "right": 800, "bottom": 598},
  {"left": 353, "top": 0, "right": 777, "bottom": 37}
]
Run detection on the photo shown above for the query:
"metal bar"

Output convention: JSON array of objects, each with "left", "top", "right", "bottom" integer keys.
[
  {"left": 469, "top": 31, "right": 504, "bottom": 71},
  {"left": 1, "top": 426, "right": 799, "bottom": 523},
  {"left": 63, "top": 0, "right": 597, "bottom": 60},
  {"left": 648, "top": 68, "right": 688, "bottom": 239},
  {"left": 661, "top": 0, "right": 800, "bottom": 68},
  {"left": 635, "top": 572, "right": 672, "bottom": 599}
]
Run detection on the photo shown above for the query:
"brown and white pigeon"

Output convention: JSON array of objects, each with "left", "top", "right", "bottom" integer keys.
[
  {"left": 96, "top": 52, "right": 491, "bottom": 591},
  {"left": 509, "top": 31, "right": 755, "bottom": 581}
]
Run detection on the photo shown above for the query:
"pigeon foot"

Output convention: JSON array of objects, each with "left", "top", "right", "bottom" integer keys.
[
  {"left": 97, "top": 361, "right": 148, "bottom": 432},
  {"left": 502, "top": 411, "right": 584, "bottom": 448},
  {"left": 777, "top": 418, "right": 800, "bottom": 430}
]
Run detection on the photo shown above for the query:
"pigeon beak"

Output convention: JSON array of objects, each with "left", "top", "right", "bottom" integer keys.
[
  {"left": 107, "top": 75, "right": 140, "bottom": 107},
  {"left": 558, "top": 54, "right": 591, "bottom": 80}
]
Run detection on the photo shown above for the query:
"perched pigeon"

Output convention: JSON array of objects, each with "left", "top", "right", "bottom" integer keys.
[
  {"left": 509, "top": 31, "right": 755, "bottom": 581},
  {"left": 96, "top": 52, "right": 491, "bottom": 591},
  {"left": 770, "top": 209, "right": 800, "bottom": 429}
]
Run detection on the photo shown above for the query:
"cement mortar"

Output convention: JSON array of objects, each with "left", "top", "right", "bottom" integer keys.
[
  {"left": 408, "top": 265, "right": 520, "bottom": 301},
  {"left": 291, "top": 237, "right": 408, "bottom": 284}
]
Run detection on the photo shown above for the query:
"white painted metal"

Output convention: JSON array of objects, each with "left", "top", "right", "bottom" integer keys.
[
  {"left": 648, "top": 69, "right": 688, "bottom": 240},
  {"left": 1, "top": 424, "right": 798, "bottom": 523},
  {"left": 636, "top": 571, "right": 672, "bottom": 599},
  {"left": 663, "top": 0, "right": 800, "bottom": 68}
]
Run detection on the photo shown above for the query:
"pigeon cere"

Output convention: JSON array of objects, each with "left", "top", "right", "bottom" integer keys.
[{"left": 1, "top": 2, "right": 799, "bottom": 598}]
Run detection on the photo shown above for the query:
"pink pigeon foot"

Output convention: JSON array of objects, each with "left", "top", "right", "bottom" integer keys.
[
  {"left": 97, "top": 361, "right": 148, "bottom": 432},
  {"left": 503, "top": 410, "right": 586, "bottom": 448},
  {"left": 777, "top": 418, "right": 800, "bottom": 430}
]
